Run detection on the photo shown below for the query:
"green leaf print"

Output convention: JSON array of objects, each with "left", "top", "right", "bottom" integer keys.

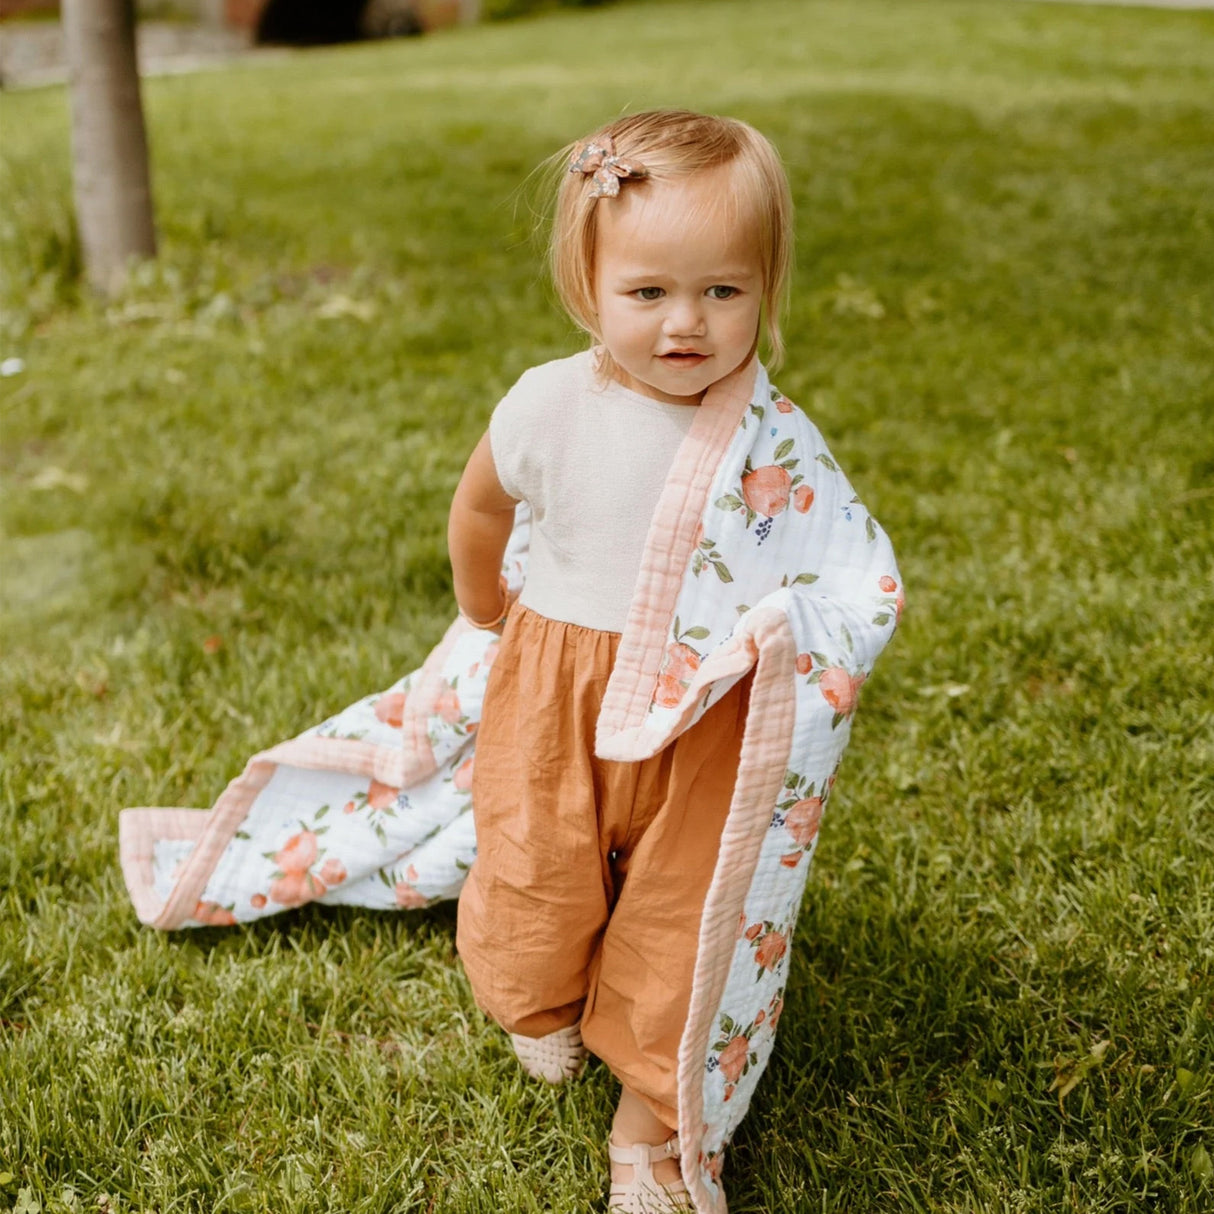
[
  {"left": 712, "top": 560, "right": 734, "bottom": 584},
  {"left": 815, "top": 452, "right": 839, "bottom": 471},
  {"left": 773, "top": 437, "right": 795, "bottom": 462},
  {"left": 715, "top": 494, "right": 744, "bottom": 511},
  {"left": 866, "top": 515, "right": 877, "bottom": 542},
  {"left": 792, "top": 572, "right": 819, "bottom": 585},
  {"left": 683, "top": 626, "right": 711, "bottom": 640}
]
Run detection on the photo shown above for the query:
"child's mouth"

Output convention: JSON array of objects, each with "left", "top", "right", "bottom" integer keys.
[{"left": 661, "top": 352, "right": 708, "bottom": 366}]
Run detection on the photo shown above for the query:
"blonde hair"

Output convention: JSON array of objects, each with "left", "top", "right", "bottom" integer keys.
[{"left": 550, "top": 109, "right": 794, "bottom": 370}]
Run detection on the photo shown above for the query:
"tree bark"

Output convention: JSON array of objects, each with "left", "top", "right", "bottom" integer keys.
[{"left": 62, "top": 0, "right": 157, "bottom": 294}]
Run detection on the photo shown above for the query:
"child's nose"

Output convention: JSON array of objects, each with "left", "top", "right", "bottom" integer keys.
[{"left": 662, "top": 297, "right": 706, "bottom": 338}]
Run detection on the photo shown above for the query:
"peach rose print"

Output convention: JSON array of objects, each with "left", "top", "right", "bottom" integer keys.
[
  {"left": 717, "top": 1036, "right": 750, "bottom": 1084},
  {"left": 268, "top": 828, "right": 327, "bottom": 906},
  {"left": 366, "top": 779, "right": 399, "bottom": 811},
  {"left": 665, "top": 641, "right": 701, "bottom": 681},
  {"left": 373, "top": 691, "right": 406, "bottom": 728},
  {"left": 874, "top": 573, "right": 905, "bottom": 625},
  {"left": 319, "top": 858, "right": 347, "bottom": 886},
  {"left": 452, "top": 756, "right": 474, "bottom": 792},
  {"left": 653, "top": 623, "right": 708, "bottom": 709},
  {"left": 818, "top": 667, "right": 866, "bottom": 717},
  {"left": 193, "top": 901, "right": 237, "bottom": 926},
  {"left": 754, "top": 930, "right": 788, "bottom": 972},
  {"left": 269, "top": 870, "right": 325, "bottom": 906},
  {"left": 768, "top": 995, "right": 784, "bottom": 1031},
  {"left": 274, "top": 829, "right": 318, "bottom": 873},
  {"left": 434, "top": 685, "right": 461, "bottom": 724},
  {"left": 711, "top": 1012, "right": 756, "bottom": 1090},
  {"left": 394, "top": 881, "right": 428, "bottom": 909},
  {"left": 742, "top": 464, "right": 792, "bottom": 518},
  {"left": 654, "top": 674, "right": 683, "bottom": 709},
  {"left": 715, "top": 441, "right": 807, "bottom": 541},
  {"left": 783, "top": 797, "right": 823, "bottom": 847}
]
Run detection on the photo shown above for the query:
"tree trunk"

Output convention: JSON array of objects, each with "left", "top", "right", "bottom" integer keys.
[{"left": 62, "top": 0, "right": 157, "bottom": 294}]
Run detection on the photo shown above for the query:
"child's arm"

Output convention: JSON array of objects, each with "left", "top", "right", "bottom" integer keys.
[{"left": 448, "top": 432, "right": 519, "bottom": 629}]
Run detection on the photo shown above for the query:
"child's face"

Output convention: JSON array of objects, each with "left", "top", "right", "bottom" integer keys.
[{"left": 592, "top": 169, "right": 764, "bottom": 406}]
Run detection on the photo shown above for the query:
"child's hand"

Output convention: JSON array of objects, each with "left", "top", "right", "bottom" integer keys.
[{"left": 459, "top": 576, "right": 512, "bottom": 633}]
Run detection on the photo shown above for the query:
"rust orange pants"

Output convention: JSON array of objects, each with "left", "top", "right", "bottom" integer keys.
[{"left": 456, "top": 605, "right": 748, "bottom": 1128}]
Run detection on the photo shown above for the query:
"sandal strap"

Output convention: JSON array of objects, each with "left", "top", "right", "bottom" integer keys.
[
  {"left": 608, "top": 1134, "right": 682, "bottom": 1183},
  {"left": 607, "top": 1134, "right": 681, "bottom": 1163}
]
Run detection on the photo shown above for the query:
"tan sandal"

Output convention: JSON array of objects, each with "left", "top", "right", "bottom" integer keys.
[
  {"left": 607, "top": 1134, "right": 691, "bottom": 1213},
  {"left": 509, "top": 1022, "right": 588, "bottom": 1083}
]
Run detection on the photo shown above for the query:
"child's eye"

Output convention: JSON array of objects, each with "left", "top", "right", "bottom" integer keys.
[
  {"left": 634, "top": 287, "right": 664, "bottom": 301},
  {"left": 707, "top": 285, "right": 739, "bottom": 300}
]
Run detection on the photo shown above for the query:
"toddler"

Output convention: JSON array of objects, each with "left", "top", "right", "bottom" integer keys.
[
  {"left": 449, "top": 109, "right": 793, "bottom": 1212},
  {"left": 116, "top": 105, "right": 900, "bottom": 1212}
]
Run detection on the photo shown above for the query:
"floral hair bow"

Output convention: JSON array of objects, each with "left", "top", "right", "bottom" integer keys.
[{"left": 568, "top": 134, "right": 647, "bottom": 198}]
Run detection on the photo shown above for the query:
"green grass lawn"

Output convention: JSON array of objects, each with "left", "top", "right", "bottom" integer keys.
[{"left": 2, "top": 0, "right": 1212, "bottom": 1209}]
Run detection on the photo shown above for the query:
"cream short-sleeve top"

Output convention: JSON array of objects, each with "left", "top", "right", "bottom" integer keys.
[{"left": 489, "top": 350, "right": 698, "bottom": 633}]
